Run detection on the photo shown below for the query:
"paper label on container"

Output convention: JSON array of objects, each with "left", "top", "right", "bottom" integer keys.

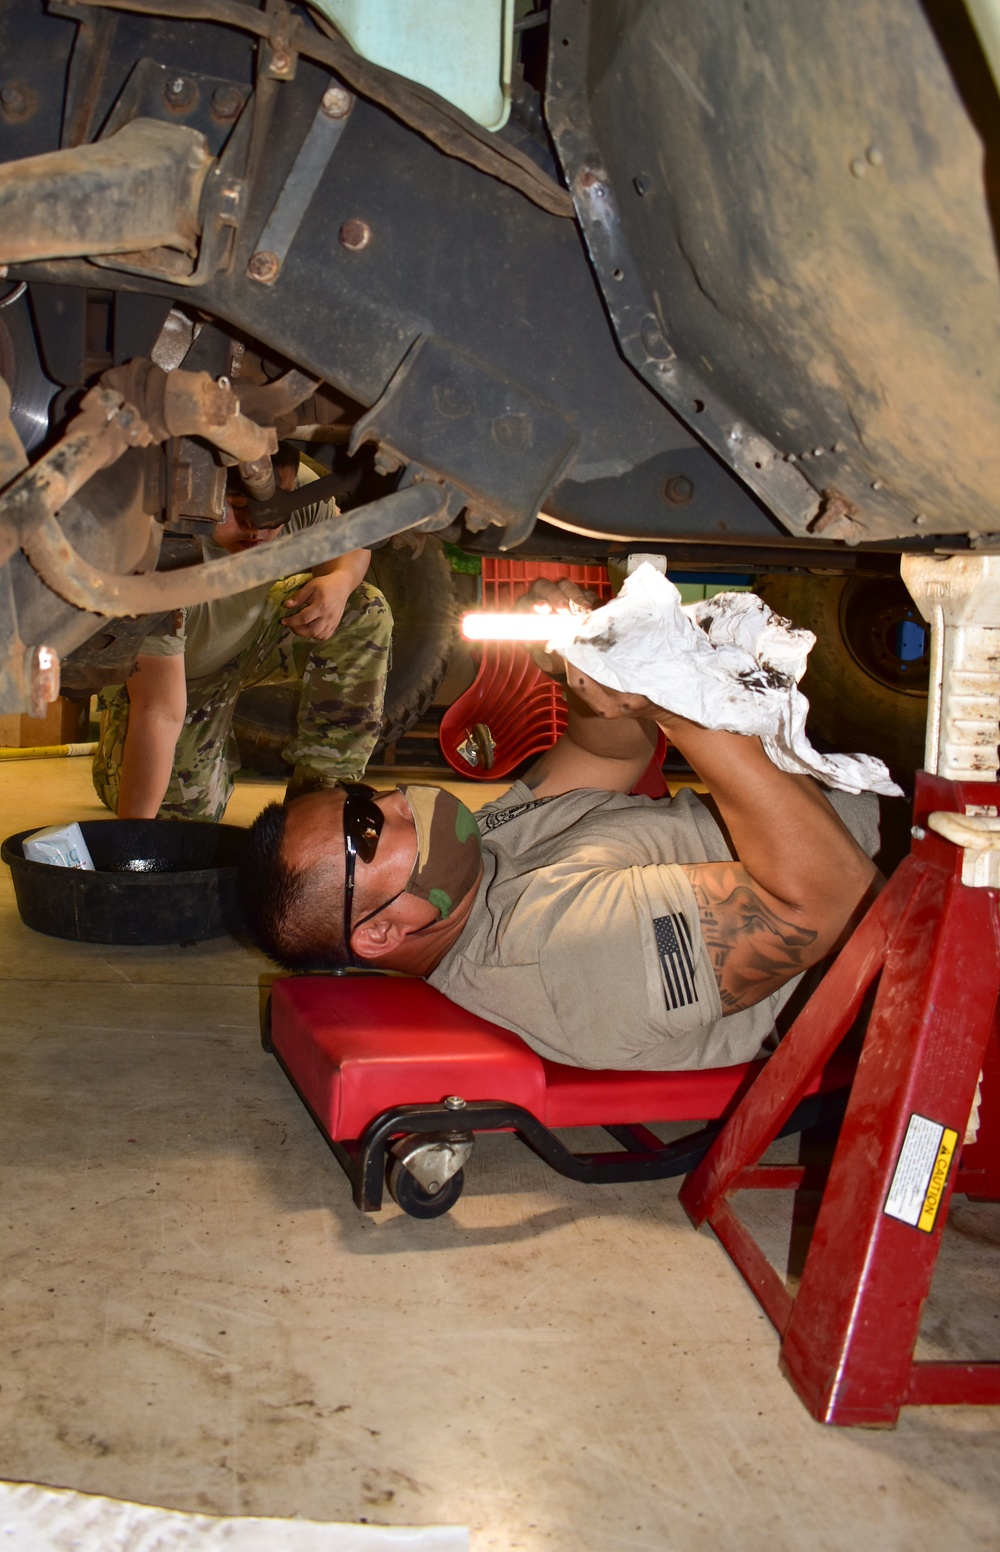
[{"left": 22, "top": 821, "right": 95, "bottom": 870}]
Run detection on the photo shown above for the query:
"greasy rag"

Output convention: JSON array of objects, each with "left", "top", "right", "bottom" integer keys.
[{"left": 546, "top": 563, "right": 902, "bottom": 797}]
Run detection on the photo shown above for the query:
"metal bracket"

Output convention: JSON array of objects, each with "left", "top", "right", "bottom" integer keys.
[
  {"left": 248, "top": 82, "right": 354, "bottom": 286},
  {"left": 927, "top": 812, "right": 1000, "bottom": 889},
  {"left": 390, "top": 1132, "right": 475, "bottom": 1194},
  {"left": 350, "top": 335, "right": 579, "bottom": 548},
  {"left": 90, "top": 75, "right": 255, "bottom": 288}
]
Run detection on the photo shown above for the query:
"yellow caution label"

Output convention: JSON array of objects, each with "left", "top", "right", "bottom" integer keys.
[
  {"left": 885, "top": 1113, "right": 960, "bottom": 1232},
  {"left": 917, "top": 1127, "right": 959, "bottom": 1233}
]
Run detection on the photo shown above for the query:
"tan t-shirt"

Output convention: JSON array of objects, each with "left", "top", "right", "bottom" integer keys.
[
  {"left": 429, "top": 781, "right": 879, "bottom": 1072},
  {"left": 139, "top": 469, "right": 332, "bottom": 681}
]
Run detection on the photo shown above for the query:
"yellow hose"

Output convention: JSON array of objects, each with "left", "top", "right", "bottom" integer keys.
[{"left": 0, "top": 741, "right": 97, "bottom": 761}]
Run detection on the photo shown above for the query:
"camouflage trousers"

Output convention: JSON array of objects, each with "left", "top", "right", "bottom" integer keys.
[{"left": 93, "top": 574, "right": 392, "bottom": 821}]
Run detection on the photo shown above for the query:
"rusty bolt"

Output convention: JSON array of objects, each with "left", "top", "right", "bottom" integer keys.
[
  {"left": 339, "top": 219, "right": 371, "bottom": 251},
  {"left": 1, "top": 82, "right": 28, "bottom": 118},
  {"left": 164, "top": 76, "right": 194, "bottom": 109},
  {"left": 321, "top": 83, "right": 352, "bottom": 119},
  {"left": 270, "top": 50, "right": 292, "bottom": 75},
  {"left": 492, "top": 413, "right": 530, "bottom": 452},
  {"left": 577, "top": 167, "right": 606, "bottom": 195},
  {"left": 432, "top": 382, "right": 472, "bottom": 420},
  {"left": 661, "top": 474, "right": 695, "bottom": 507},
  {"left": 211, "top": 84, "right": 244, "bottom": 121},
  {"left": 26, "top": 644, "right": 60, "bottom": 718},
  {"left": 373, "top": 450, "right": 402, "bottom": 477},
  {"left": 247, "top": 250, "right": 280, "bottom": 284}
]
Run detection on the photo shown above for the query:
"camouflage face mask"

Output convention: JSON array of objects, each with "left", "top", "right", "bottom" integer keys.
[{"left": 397, "top": 784, "right": 483, "bottom": 919}]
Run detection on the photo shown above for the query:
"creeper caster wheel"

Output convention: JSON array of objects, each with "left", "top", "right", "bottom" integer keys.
[{"left": 385, "top": 1131, "right": 474, "bottom": 1218}]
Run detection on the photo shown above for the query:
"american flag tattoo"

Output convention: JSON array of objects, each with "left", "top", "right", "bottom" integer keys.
[{"left": 653, "top": 913, "right": 698, "bottom": 1010}]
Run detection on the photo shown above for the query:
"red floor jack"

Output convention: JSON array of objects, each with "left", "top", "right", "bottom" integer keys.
[{"left": 680, "top": 553, "right": 1000, "bottom": 1425}]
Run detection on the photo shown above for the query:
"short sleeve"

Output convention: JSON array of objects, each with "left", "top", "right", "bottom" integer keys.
[{"left": 137, "top": 614, "right": 186, "bottom": 658}]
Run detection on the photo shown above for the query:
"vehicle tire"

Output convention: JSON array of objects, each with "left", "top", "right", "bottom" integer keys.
[
  {"left": 756, "top": 573, "right": 929, "bottom": 783},
  {"left": 386, "top": 1155, "right": 465, "bottom": 1219},
  {"left": 232, "top": 537, "right": 458, "bottom": 776}
]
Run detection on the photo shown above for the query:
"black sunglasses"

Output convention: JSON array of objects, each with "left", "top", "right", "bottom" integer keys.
[{"left": 342, "top": 783, "right": 384, "bottom": 961}]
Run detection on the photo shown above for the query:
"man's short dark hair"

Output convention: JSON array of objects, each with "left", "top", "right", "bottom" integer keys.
[
  {"left": 273, "top": 440, "right": 302, "bottom": 474},
  {"left": 240, "top": 801, "right": 349, "bottom": 970}
]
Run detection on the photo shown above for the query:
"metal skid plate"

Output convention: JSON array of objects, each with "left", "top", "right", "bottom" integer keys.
[
  {"left": 545, "top": 0, "right": 1000, "bottom": 545},
  {"left": 351, "top": 335, "right": 579, "bottom": 545}
]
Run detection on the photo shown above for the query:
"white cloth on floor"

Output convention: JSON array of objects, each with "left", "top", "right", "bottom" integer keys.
[
  {"left": 545, "top": 563, "right": 902, "bottom": 797},
  {"left": 0, "top": 1480, "right": 468, "bottom": 1552}
]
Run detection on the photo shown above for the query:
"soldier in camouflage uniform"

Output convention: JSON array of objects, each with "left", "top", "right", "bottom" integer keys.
[{"left": 93, "top": 449, "right": 392, "bottom": 822}]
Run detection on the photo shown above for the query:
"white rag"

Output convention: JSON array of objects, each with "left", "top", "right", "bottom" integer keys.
[{"left": 545, "top": 563, "right": 902, "bottom": 797}]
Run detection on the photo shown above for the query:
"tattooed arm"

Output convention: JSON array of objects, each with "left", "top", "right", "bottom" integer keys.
[
  {"left": 685, "top": 865, "right": 820, "bottom": 1011},
  {"left": 563, "top": 664, "right": 882, "bottom": 1011}
]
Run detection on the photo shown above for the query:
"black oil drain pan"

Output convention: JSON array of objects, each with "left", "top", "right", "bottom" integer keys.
[{"left": 2, "top": 820, "right": 247, "bottom": 945}]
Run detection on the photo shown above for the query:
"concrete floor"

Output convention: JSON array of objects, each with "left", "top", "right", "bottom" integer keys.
[{"left": 2, "top": 757, "right": 999, "bottom": 1550}]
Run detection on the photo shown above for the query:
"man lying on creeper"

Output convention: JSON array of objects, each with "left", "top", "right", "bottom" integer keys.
[{"left": 240, "top": 579, "right": 881, "bottom": 1072}]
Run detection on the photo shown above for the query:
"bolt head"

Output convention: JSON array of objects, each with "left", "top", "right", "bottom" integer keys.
[
  {"left": 163, "top": 76, "right": 195, "bottom": 109},
  {"left": 444, "top": 1095, "right": 466, "bottom": 1111},
  {"left": 661, "top": 474, "right": 695, "bottom": 507},
  {"left": 338, "top": 218, "right": 371, "bottom": 251},
  {"left": 247, "top": 250, "right": 280, "bottom": 284},
  {"left": 1, "top": 81, "right": 31, "bottom": 120},
  {"left": 211, "top": 84, "right": 244, "bottom": 121},
  {"left": 270, "top": 50, "right": 292, "bottom": 75},
  {"left": 577, "top": 167, "right": 605, "bottom": 194},
  {"left": 321, "top": 83, "right": 352, "bottom": 118},
  {"left": 492, "top": 413, "right": 530, "bottom": 452}
]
